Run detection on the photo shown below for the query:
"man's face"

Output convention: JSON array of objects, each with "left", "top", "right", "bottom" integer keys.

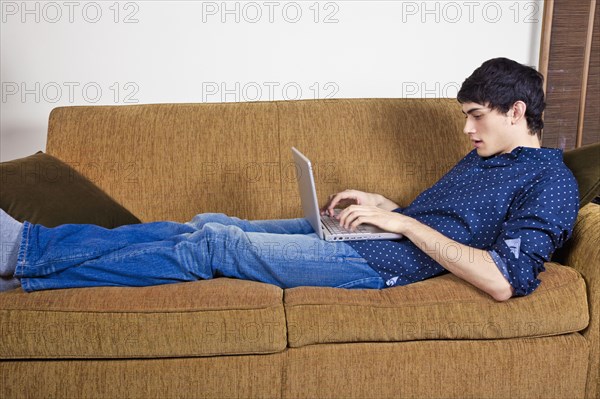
[{"left": 461, "top": 102, "right": 515, "bottom": 157}]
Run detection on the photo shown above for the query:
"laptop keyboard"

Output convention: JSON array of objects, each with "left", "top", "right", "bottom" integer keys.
[{"left": 321, "top": 215, "right": 369, "bottom": 234}]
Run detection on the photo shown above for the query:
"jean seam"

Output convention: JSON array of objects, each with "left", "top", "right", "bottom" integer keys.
[
  {"left": 345, "top": 257, "right": 367, "bottom": 262},
  {"left": 31, "top": 251, "right": 120, "bottom": 267},
  {"left": 16, "top": 222, "right": 30, "bottom": 273},
  {"left": 16, "top": 222, "right": 31, "bottom": 291},
  {"left": 30, "top": 238, "right": 148, "bottom": 266}
]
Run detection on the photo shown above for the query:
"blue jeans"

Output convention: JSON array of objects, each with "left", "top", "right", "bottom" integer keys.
[{"left": 14, "top": 213, "right": 384, "bottom": 292}]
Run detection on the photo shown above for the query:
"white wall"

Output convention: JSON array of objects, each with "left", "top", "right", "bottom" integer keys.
[{"left": 1, "top": 0, "right": 544, "bottom": 161}]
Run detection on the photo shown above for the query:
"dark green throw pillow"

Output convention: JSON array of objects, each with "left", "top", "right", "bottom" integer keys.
[
  {"left": 562, "top": 143, "right": 600, "bottom": 208},
  {"left": 0, "top": 152, "right": 141, "bottom": 228}
]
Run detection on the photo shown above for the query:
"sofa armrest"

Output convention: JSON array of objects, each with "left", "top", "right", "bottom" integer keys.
[{"left": 562, "top": 202, "right": 599, "bottom": 398}]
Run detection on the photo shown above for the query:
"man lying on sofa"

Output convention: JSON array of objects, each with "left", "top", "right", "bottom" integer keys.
[{"left": 0, "top": 57, "right": 579, "bottom": 302}]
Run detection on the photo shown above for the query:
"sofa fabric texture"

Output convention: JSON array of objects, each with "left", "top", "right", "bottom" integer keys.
[
  {"left": 44, "top": 99, "right": 470, "bottom": 222},
  {"left": 283, "top": 335, "right": 589, "bottom": 399},
  {"left": 284, "top": 263, "right": 588, "bottom": 347},
  {"left": 0, "top": 278, "right": 286, "bottom": 358},
  {"left": 562, "top": 203, "right": 600, "bottom": 397},
  {"left": 1, "top": 99, "right": 597, "bottom": 399},
  {"left": 45, "top": 102, "right": 282, "bottom": 222}
]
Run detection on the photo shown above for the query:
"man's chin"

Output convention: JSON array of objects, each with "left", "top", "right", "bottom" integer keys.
[
  {"left": 475, "top": 147, "right": 499, "bottom": 158},
  {"left": 475, "top": 148, "right": 489, "bottom": 157}
]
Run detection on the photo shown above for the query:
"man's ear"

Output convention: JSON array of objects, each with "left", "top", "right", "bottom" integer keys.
[{"left": 511, "top": 101, "right": 527, "bottom": 125}]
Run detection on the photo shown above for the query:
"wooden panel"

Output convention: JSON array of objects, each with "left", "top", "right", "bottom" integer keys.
[
  {"left": 543, "top": 0, "right": 591, "bottom": 149},
  {"left": 583, "top": 3, "right": 600, "bottom": 146}
]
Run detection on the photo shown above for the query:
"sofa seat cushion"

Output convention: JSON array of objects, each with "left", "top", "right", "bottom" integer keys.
[
  {"left": 0, "top": 278, "right": 287, "bottom": 359},
  {"left": 284, "top": 263, "right": 589, "bottom": 348}
]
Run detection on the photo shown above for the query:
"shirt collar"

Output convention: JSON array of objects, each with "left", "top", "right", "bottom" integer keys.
[{"left": 477, "top": 146, "right": 563, "bottom": 168}]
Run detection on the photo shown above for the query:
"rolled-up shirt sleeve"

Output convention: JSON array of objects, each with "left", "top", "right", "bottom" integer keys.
[{"left": 487, "top": 171, "right": 579, "bottom": 296}]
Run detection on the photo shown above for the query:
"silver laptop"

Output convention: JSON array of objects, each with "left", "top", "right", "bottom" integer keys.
[{"left": 292, "top": 147, "right": 404, "bottom": 242}]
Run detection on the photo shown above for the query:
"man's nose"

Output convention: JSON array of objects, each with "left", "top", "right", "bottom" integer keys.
[{"left": 463, "top": 120, "right": 475, "bottom": 135}]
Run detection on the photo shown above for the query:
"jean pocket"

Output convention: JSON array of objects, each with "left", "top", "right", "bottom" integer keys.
[{"left": 336, "top": 276, "right": 385, "bottom": 290}]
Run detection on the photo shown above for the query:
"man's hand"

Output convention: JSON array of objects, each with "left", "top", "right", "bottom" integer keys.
[
  {"left": 336, "top": 204, "right": 409, "bottom": 234},
  {"left": 321, "top": 189, "right": 400, "bottom": 217}
]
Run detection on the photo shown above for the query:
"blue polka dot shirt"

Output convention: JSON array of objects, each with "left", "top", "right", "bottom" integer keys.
[{"left": 347, "top": 147, "right": 579, "bottom": 296}]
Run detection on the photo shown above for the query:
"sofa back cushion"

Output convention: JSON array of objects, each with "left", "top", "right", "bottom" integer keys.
[
  {"left": 46, "top": 99, "right": 470, "bottom": 222},
  {"left": 277, "top": 98, "right": 470, "bottom": 218},
  {"left": 46, "top": 103, "right": 281, "bottom": 222}
]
